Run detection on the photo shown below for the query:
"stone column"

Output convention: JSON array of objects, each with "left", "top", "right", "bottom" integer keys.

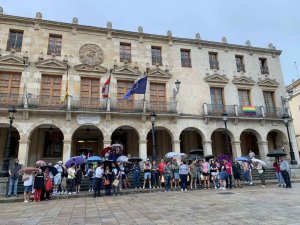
[
  {"left": 202, "top": 141, "right": 213, "bottom": 156},
  {"left": 139, "top": 140, "right": 147, "bottom": 161},
  {"left": 257, "top": 141, "right": 268, "bottom": 162},
  {"left": 172, "top": 140, "right": 181, "bottom": 154},
  {"left": 63, "top": 140, "right": 72, "bottom": 164},
  {"left": 18, "top": 140, "right": 31, "bottom": 166},
  {"left": 103, "top": 140, "right": 111, "bottom": 148},
  {"left": 231, "top": 141, "right": 242, "bottom": 159}
]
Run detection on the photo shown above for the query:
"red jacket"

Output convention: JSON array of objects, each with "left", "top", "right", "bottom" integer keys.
[{"left": 158, "top": 162, "right": 165, "bottom": 174}]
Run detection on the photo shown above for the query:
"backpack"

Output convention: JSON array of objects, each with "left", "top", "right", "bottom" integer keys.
[{"left": 87, "top": 170, "right": 93, "bottom": 178}]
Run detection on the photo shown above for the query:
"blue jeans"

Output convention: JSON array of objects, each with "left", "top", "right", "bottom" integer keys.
[
  {"left": 165, "top": 176, "right": 171, "bottom": 191},
  {"left": 180, "top": 174, "right": 187, "bottom": 190},
  {"left": 243, "top": 170, "right": 251, "bottom": 183},
  {"left": 133, "top": 171, "right": 140, "bottom": 188},
  {"left": 88, "top": 178, "right": 94, "bottom": 190},
  {"left": 8, "top": 176, "right": 19, "bottom": 195},
  {"left": 275, "top": 172, "right": 285, "bottom": 185}
]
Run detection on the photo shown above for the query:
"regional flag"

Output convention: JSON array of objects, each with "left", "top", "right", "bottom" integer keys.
[
  {"left": 123, "top": 75, "right": 147, "bottom": 99},
  {"left": 102, "top": 75, "right": 111, "bottom": 98}
]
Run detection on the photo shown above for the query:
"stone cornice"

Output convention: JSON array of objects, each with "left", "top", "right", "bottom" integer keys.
[
  {"left": 232, "top": 75, "right": 255, "bottom": 87},
  {"left": 74, "top": 64, "right": 107, "bottom": 73},
  {"left": 35, "top": 57, "right": 68, "bottom": 70},
  {"left": 0, "top": 14, "right": 282, "bottom": 56},
  {"left": 257, "top": 78, "right": 279, "bottom": 89},
  {"left": 204, "top": 72, "right": 229, "bottom": 86}
]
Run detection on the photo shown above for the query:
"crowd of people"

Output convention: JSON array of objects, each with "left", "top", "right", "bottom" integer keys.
[{"left": 6, "top": 152, "right": 292, "bottom": 203}]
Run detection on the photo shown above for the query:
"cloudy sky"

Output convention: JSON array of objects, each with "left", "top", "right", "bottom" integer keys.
[{"left": 1, "top": 0, "right": 299, "bottom": 84}]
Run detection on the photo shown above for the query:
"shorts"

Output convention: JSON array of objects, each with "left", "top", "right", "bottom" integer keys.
[
  {"left": 144, "top": 172, "right": 151, "bottom": 179},
  {"left": 233, "top": 173, "right": 240, "bottom": 180},
  {"left": 61, "top": 177, "right": 66, "bottom": 187},
  {"left": 219, "top": 171, "right": 228, "bottom": 180},
  {"left": 24, "top": 185, "right": 32, "bottom": 193},
  {"left": 202, "top": 172, "right": 209, "bottom": 177},
  {"left": 174, "top": 173, "right": 179, "bottom": 180},
  {"left": 54, "top": 175, "right": 62, "bottom": 185},
  {"left": 190, "top": 173, "right": 197, "bottom": 180}
]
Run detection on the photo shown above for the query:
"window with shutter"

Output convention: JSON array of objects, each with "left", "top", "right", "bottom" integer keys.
[
  {"left": 0, "top": 72, "right": 21, "bottom": 105},
  {"left": 80, "top": 77, "right": 100, "bottom": 108},
  {"left": 150, "top": 83, "right": 166, "bottom": 112},
  {"left": 40, "top": 75, "right": 62, "bottom": 106}
]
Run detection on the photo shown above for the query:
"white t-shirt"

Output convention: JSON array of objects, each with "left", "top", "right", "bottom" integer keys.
[
  {"left": 95, "top": 167, "right": 104, "bottom": 178},
  {"left": 24, "top": 174, "right": 33, "bottom": 186}
]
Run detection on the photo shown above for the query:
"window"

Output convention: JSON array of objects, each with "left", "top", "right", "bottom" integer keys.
[
  {"left": 151, "top": 46, "right": 162, "bottom": 65},
  {"left": 259, "top": 58, "right": 269, "bottom": 74},
  {"left": 181, "top": 49, "right": 191, "bottom": 67},
  {"left": 209, "top": 52, "right": 219, "bottom": 70},
  {"left": 120, "top": 42, "right": 131, "bottom": 62},
  {"left": 47, "top": 34, "right": 62, "bottom": 56},
  {"left": 40, "top": 75, "right": 62, "bottom": 106},
  {"left": 150, "top": 83, "right": 166, "bottom": 112},
  {"left": 0, "top": 72, "right": 21, "bottom": 106},
  {"left": 43, "top": 130, "right": 63, "bottom": 157},
  {"left": 210, "top": 87, "right": 223, "bottom": 105},
  {"left": 80, "top": 77, "right": 100, "bottom": 108},
  {"left": 117, "top": 80, "right": 134, "bottom": 110},
  {"left": 6, "top": 30, "right": 23, "bottom": 51},
  {"left": 238, "top": 90, "right": 251, "bottom": 106},
  {"left": 263, "top": 91, "right": 275, "bottom": 109},
  {"left": 235, "top": 55, "right": 245, "bottom": 72}
]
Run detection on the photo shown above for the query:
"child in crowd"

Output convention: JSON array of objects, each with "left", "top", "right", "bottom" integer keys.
[
  {"left": 103, "top": 166, "right": 112, "bottom": 196},
  {"left": 34, "top": 169, "right": 44, "bottom": 202},
  {"left": 87, "top": 165, "right": 95, "bottom": 192},
  {"left": 22, "top": 171, "right": 34, "bottom": 203}
]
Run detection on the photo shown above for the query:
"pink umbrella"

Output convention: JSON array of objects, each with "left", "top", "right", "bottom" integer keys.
[{"left": 36, "top": 160, "right": 46, "bottom": 166}]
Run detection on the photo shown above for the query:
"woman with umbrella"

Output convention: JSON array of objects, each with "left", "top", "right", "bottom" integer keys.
[{"left": 67, "top": 163, "right": 76, "bottom": 194}]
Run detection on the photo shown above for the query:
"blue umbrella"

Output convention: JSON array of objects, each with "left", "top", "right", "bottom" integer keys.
[
  {"left": 86, "top": 156, "right": 103, "bottom": 162},
  {"left": 236, "top": 156, "right": 251, "bottom": 162}
]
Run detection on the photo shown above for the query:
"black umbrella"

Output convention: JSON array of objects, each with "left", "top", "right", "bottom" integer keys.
[
  {"left": 184, "top": 155, "right": 203, "bottom": 161},
  {"left": 189, "top": 149, "right": 204, "bottom": 155},
  {"left": 40, "top": 166, "right": 58, "bottom": 176},
  {"left": 128, "top": 157, "right": 143, "bottom": 162},
  {"left": 204, "top": 155, "right": 214, "bottom": 161},
  {"left": 267, "top": 150, "right": 287, "bottom": 157},
  {"left": 103, "top": 160, "right": 114, "bottom": 168}
]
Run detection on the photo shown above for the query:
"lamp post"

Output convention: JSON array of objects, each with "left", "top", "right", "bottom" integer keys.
[
  {"left": 173, "top": 79, "right": 181, "bottom": 102},
  {"left": 0, "top": 106, "right": 17, "bottom": 177},
  {"left": 150, "top": 112, "right": 157, "bottom": 162},
  {"left": 282, "top": 114, "right": 297, "bottom": 165},
  {"left": 221, "top": 112, "right": 231, "bottom": 157}
]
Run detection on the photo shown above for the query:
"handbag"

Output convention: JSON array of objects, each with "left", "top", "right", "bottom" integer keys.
[
  {"left": 45, "top": 177, "right": 53, "bottom": 192},
  {"left": 104, "top": 179, "right": 110, "bottom": 185},
  {"left": 112, "top": 179, "right": 119, "bottom": 186},
  {"left": 161, "top": 175, "right": 165, "bottom": 183}
]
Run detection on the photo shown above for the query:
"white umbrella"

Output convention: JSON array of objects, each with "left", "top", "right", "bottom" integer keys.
[
  {"left": 251, "top": 158, "right": 267, "bottom": 167},
  {"left": 117, "top": 155, "right": 129, "bottom": 162},
  {"left": 165, "top": 152, "right": 179, "bottom": 158}
]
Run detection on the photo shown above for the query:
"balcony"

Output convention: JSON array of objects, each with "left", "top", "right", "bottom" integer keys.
[
  {"left": 209, "top": 61, "right": 219, "bottom": 70},
  {"left": 204, "top": 103, "right": 285, "bottom": 119},
  {"left": 110, "top": 99, "right": 144, "bottom": 113},
  {"left": 27, "top": 95, "right": 66, "bottom": 110},
  {"left": 0, "top": 94, "right": 24, "bottom": 109},
  {"left": 145, "top": 100, "right": 177, "bottom": 113},
  {"left": 260, "top": 66, "right": 269, "bottom": 74},
  {"left": 181, "top": 58, "right": 191, "bottom": 67},
  {"left": 71, "top": 98, "right": 107, "bottom": 112}
]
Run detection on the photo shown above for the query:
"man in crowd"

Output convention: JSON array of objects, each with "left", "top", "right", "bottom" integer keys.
[
  {"left": 7, "top": 158, "right": 22, "bottom": 198},
  {"left": 279, "top": 157, "right": 292, "bottom": 188}
]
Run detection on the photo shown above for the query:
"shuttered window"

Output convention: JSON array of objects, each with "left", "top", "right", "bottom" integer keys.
[
  {"left": 117, "top": 80, "right": 134, "bottom": 110},
  {"left": 150, "top": 83, "right": 166, "bottom": 111},
  {"left": 80, "top": 77, "right": 100, "bottom": 108},
  {"left": 40, "top": 75, "right": 62, "bottom": 106},
  {"left": 0, "top": 72, "right": 21, "bottom": 105}
]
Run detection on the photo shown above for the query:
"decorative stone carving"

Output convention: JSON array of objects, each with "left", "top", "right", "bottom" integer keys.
[
  {"left": 0, "top": 54, "right": 29, "bottom": 67},
  {"left": 79, "top": 44, "right": 104, "bottom": 66},
  {"left": 71, "top": 17, "right": 78, "bottom": 35},
  {"left": 232, "top": 75, "right": 255, "bottom": 87},
  {"left": 257, "top": 78, "right": 279, "bottom": 89},
  {"left": 0, "top": 7, "right": 3, "bottom": 15},
  {"left": 195, "top": 33, "right": 201, "bottom": 40},
  {"left": 147, "top": 65, "right": 172, "bottom": 79},
  {"left": 167, "top": 30, "right": 173, "bottom": 46},
  {"left": 138, "top": 26, "right": 144, "bottom": 43},
  {"left": 195, "top": 33, "right": 202, "bottom": 49},
  {"left": 107, "top": 21, "right": 112, "bottom": 29},
  {"left": 74, "top": 64, "right": 107, "bottom": 73},
  {"left": 76, "top": 114, "right": 100, "bottom": 125},
  {"left": 222, "top": 36, "right": 228, "bottom": 43},
  {"left": 204, "top": 72, "right": 229, "bottom": 86},
  {"left": 245, "top": 40, "right": 252, "bottom": 46},
  {"left": 107, "top": 21, "right": 112, "bottom": 39},
  {"left": 35, "top": 58, "right": 68, "bottom": 70},
  {"left": 39, "top": 52, "right": 44, "bottom": 61},
  {"left": 72, "top": 17, "right": 78, "bottom": 24},
  {"left": 112, "top": 64, "right": 141, "bottom": 77},
  {"left": 35, "top": 12, "right": 42, "bottom": 19},
  {"left": 138, "top": 26, "right": 143, "bottom": 33},
  {"left": 268, "top": 43, "right": 276, "bottom": 49},
  {"left": 34, "top": 12, "right": 42, "bottom": 30}
]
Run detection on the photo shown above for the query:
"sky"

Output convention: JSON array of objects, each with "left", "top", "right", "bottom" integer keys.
[{"left": 0, "top": 0, "right": 299, "bottom": 84}]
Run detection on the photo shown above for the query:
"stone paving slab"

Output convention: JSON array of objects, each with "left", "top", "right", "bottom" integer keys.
[{"left": 0, "top": 183, "right": 299, "bottom": 224}]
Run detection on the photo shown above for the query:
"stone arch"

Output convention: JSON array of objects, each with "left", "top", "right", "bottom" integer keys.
[
  {"left": 28, "top": 124, "right": 64, "bottom": 165},
  {"left": 239, "top": 128, "right": 263, "bottom": 156},
  {"left": 0, "top": 123, "right": 21, "bottom": 162},
  {"left": 27, "top": 120, "right": 65, "bottom": 141},
  {"left": 266, "top": 129, "right": 288, "bottom": 152},
  {"left": 179, "top": 127, "right": 205, "bottom": 154},
  {"left": 210, "top": 128, "right": 235, "bottom": 157},
  {"left": 111, "top": 125, "right": 139, "bottom": 157}
]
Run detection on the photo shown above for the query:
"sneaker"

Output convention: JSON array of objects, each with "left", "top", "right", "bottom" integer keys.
[
  {"left": 72, "top": 192, "right": 76, "bottom": 194},
  {"left": 250, "top": 182, "right": 253, "bottom": 185},
  {"left": 215, "top": 186, "right": 217, "bottom": 189},
  {"left": 68, "top": 192, "right": 72, "bottom": 195},
  {"left": 184, "top": 189, "right": 187, "bottom": 192},
  {"left": 6, "top": 195, "right": 11, "bottom": 198},
  {"left": 149, "top": 185, "right": 152, "bottom": 189},
  {"left": 24, "top": 200, "right": 29, "bottom": 203},
  {"left": 181, "top": 188, "right": 183, "bottom": 192},
  {"left": 142, "top": 186, "right": 145, "bottom": 189},
  {"left": 278, "top": 184, "right": 281, "bottom": 187},
  {"left": 64, "top": 191, "right": 68, "bottom": 194},
  {"left": 262, "top": 185, "right": 266, "bottom": 188}
]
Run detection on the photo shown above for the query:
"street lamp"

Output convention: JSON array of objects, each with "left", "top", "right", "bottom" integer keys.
[
  {"left": 150, "top": 112, "right": 157, "bottom": 161},
  {"left": 173, "top": 79, "right": 181, "bottom": 102},
  {"left": 1, "top": 106, "right": 17, "bottom": 177},
  {"left": 282, "top": 114, "right": 297, "bottom": 165},
  {"left": 221, "top": 112, "right": 231, "bottom": 157}
]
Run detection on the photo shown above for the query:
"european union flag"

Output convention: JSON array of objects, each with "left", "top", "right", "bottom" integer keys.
[{"left": 123, "top": 76, "right": 147, "bottom": 99}]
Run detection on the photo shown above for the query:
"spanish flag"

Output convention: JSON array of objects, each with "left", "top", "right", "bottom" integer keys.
[{"left": 61, "top": 65, "right": 69, "bottom": 103}]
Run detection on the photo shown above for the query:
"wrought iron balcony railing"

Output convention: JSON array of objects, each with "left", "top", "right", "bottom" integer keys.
[
  {"left": 206, "top": 104, "right": 236, "bottom": 116},
  {"left": 260, "top": 66, "right": 269, "bottom": 74},
  {"left": 71, "top": 97, "right": 107, "bottom": 111},
  {"left": 110, "top": 99, "right": 144, "bottom": 113},
  {"left": 265, "top": 107, "right": 285, "bottom": 118},
  {"left": 145, "top": 100, "right": 177, "bottom": 113},
  {"left": 0, "top": 94, "right": 24, "bottom": 109},
  {"left": 237, "top": 106, "right": 262, "bottom": 118},
  {"left": 27, "top": 95, "right": 67, "bottom": 110}
]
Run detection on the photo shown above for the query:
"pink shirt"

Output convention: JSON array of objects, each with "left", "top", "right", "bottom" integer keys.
[{"left": 225, "top": 162, "right": 232, "bottom": 175}]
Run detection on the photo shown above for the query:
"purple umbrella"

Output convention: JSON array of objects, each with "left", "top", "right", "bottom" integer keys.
[{"left": 65, "top": 156, "right": 85, "bottom": 168}]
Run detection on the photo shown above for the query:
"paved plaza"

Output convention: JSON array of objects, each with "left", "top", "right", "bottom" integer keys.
[{"left": 0, "top": 183, "right": 299, "bottom": 225}]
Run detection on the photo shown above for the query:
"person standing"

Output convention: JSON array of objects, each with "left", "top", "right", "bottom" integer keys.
[
  {"left": 232, "top": 159, "right": 242, "bottom": 188},
  {"left": 143, "top": 160, "right": 152, "bottom": 189},
  {"left": 189, "top": 160, "right": 197, "bottom": 189},
  {"left": 224, "top": 159, "right": 233, "bottom": 189},
  {"left": 164, "top": 161, "right": 172, "bottom": 192},
  {"left": 151, "top": 160, "right": 160, "bottom": 189},
  {"left": 103, "top": 166, "right": 112, "bottom": 196},
  {"left": 22, "top": 171, "right": 33, "bottom": 203},
  {"left": 273, "top": 159, "right": 285, "bottom": 187},
  {"left": 179, "top": 161, "right": 189, "bottom": 191},
  {"left": 7, "top": 158, "right": 22, "bottom": 197},
  {"left": 132, "top": 161, "right": 141, "bottom": 189},
  {"left": 87, "top": 165, "right": 95, "bottom": 192},
  {"left": 158, "top": 159, "right": 165, "bottom": 188},
  {"left": 279, "top": 158, "right": 292, "bottom": 188},
  {"left": 94, "top": 162, "right": 104, "bottom": 198},
  {"left": 34, "top": 169, "right": 44, "bottom": 202},
  {"left": 242, "top": 162, "right": 253, "bottom": 185},
  {"left": 67, "top": 163, "right": 76, "bottom": 194},
  {"left": 112, "top": 162, "right": 121, "bottom": 196},
  {"left": 75, "top": 165, "right": 83, "bottom": 193},
  {"left": 254, "top": 162, "right": 266, "bottom": 187},
  {"left": 201, "top": 159, "right": 211, "bottom": 189},
  {"left": 53, "top": 161, "right": 63, "bottom": 195},
  {"left": 210, "top": 160, "right": 218, "bottom": 189},
  {"left": 172, "top": 158, "right": 180, "bottom": 189}
]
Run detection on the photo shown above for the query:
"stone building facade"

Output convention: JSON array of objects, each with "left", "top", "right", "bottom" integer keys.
[{"left": 0, "top": 9, "right": 299, "bottom": 167}]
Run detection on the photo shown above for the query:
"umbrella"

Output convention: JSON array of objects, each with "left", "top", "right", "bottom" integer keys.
[
  {"left": 128, "top": 157, "right": 143, "bottom": 162},
  {"left": 165, "top": 152, "right": 179, "bottom": 158},
  {"left": 40, "top": 166, "right": 58, "bottom": 176},
  {"left": 100, "top": 146, "right": 112, "bottom": 157},
  {"left": 174, "top": 153, "right": 187, "bottom": 161},
  {"left": 18, "top": 167, "right": 38, "bottom": 174},
  {"left": 251, "top": 158, "right": 267, "bottom": 167},
  {"left": 35, "top": 160, "right": 46, "bottom": 167},
  {"left": 184, "top": 155, "right": 203, "bottom": 161},
  {"left": 189, "top": 149, "right": 204, "bottom": 155},
  {"left": 236, "top": 156, "right": 252, "bottom": 162},
  {"left": 65, "top": 156, "right": 85, "bottom": 167},
  {"left": 86, "top": 156, "right": 103, "bottom": 162},
  {"left": 117, "top": 155, "right": 129, "bottom": 162},
  {"left": 204, "top": 155, "right": 214, "bottom": 161},
  {"left": 267, "top": 150, "right": 287, "bottom": 157}
]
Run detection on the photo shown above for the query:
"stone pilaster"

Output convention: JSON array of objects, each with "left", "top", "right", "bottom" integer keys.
[
  {"left": 257, "top": 141, "right": 268, "bottom": 162},
  {"left": 62, "top": 140, "right": 72, "bottom": 164},
  {"left": 18, "top": 140, "right": 31, "bottom": 166},
  {"left": 103, "top": 140, "right": 111, "bottom": 148},
  {"left": 202, "top": 141, "right": 212, "bottom": 156},
  {"left": 139, "top": 140, "right": 147, "bottom": 161},
  {"left": 231, "top": 141, "right": 241, "bottom": 159},
  {"left": 172, "top": 140, "right": 181, "bottom": 154}
]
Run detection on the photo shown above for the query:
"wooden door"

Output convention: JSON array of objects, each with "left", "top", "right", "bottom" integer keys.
[
  {"left": 80, "top": 77, "right": 100, "bottom": 108},
  {"left": 0, "top": 72, "right": 21, "bottom": 106},
  {"left": 40, "top": 75, "right": 62, "bottom": 106},
  {"left": 117, "top": 80, "right": 134, "bottom": 110},
  {"left": 150, "top": 83, "right": 166, "bottom": 112}
]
